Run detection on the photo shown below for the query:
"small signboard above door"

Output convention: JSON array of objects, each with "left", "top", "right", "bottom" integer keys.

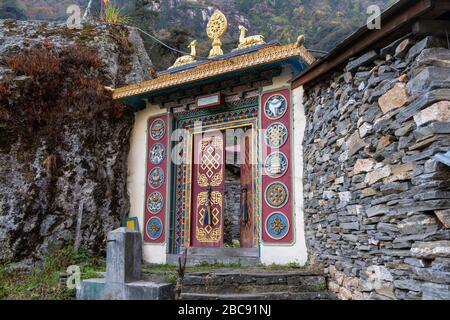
[{"left": 196, "top": 92, "right": 225, "bottom": 109}]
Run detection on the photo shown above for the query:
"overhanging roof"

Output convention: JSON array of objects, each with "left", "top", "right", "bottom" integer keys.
[
  {"left": 292, "top": 0, "right": 450, "bottom": 88},
  {"left": 113, "top": 42, "right": 315, "bottom": 104}
]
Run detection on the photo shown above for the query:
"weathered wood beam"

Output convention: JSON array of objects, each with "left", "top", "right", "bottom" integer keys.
[{"left": 413, "top": 19, "right": 450, "bottom": 36}]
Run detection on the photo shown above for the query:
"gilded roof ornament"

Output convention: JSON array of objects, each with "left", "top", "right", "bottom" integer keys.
[
  {"left": 169, "top": 40, "right": 198, "bottom": 69},
  {"left": 207, "top": 10, "right": 228, "bottom": 58},
  {"left": 236, "top": 25, "right": 265, "bottom": 50},
  {"left": 112, "top": 43, "right": 316, "bottom": 100}
]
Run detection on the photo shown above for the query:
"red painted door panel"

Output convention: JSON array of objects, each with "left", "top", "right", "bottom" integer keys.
[
  {"left": 190, "top": 131, "right": 225, "bottom": 248},
  {"left": 240, "top": 133, "right": 254, "bottom": 248}
]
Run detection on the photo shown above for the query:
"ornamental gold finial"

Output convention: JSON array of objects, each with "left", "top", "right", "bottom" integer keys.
[
  {"left": 236, "top": 25, "right": 265, "bottom": 50},
  {"left": 169, "top": 40, "right": 198, "bottom": 69},
  {"left": 207, "top": 10, "right": 228, "bottom": 58},
  {"left": 296, "top": 35, "right": 305, "bottom": 47}
]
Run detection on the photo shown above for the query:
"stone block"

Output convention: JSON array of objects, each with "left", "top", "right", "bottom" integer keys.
[
  {"left": 106, "top": 227, "right": 142, "bottom": 284},
  {"left": 435, "top": 210, "right": 450, "bottom": 228},
  {"left": 414, "top": 48, "right": 450, "bottom": 71},
  {"left": 407, "top": 66, "right": 450, "bottom": 96},
  {"left": 340, "top": 222, "right": 359, "bottom": 231},
  {"left": 393, "top": 279, "right": 423, "bottom": 292},
  {"left": 366, "top": 205, "right": 390, "bottom": 217},
  {"left": 353, "top": 158, "right": 376, "bottom": 175},
  {"left": 407, "top": 36, "right": 446, "bottom": 60},
  {"left": 377, "top": 135, "right": 392, "bottom": 150},
  {"left": 411, "top": 241, "right": 450, "bottom": 259},
  {"left": 359, "top": 122, "right": 373, "bottom": 138},
  {"left": 422, "top": 283, "right": 450, "bottom": 300},
  {"left": 126, "top": 281, "right": 175, "bottom": 300},
  {"left": 328, "top": 281, "right": 340, "bottom": 293},
  {"left": 378, "top": 83, "right": 409, "bottom": 113},
  {"left": 365, "top": 165, "right": 391, "bottom": 185},
  {"left": 77, "top": 279, "right": 106, "bottom": 300},
  {"left": 345, "top": 51, "right": 379, "bottom": 72},
  {"left": 413, "top": 101, "right": 450, "bottom": 127},
  {"left": 397, "top": 89, "right": 450, "bottom": 123},
  {"left": 395, "top": 39, "right": 414, "bottom": 57},
  {"left": 347, "top": 131, "right": 366, "bottom": 156},
  {"left": 398, "top": 214, "right": 438, "bottom": 235}
]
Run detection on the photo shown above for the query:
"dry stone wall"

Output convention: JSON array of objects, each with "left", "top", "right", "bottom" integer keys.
[{"left": 302, "top": 35, "right": 450, "bottom": 300}]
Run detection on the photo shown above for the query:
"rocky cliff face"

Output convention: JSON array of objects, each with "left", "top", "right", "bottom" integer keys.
[{"left": 0, "top": 20, "right": 152, "bottom": 267}]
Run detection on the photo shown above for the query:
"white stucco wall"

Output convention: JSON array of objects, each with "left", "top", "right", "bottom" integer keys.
[
  {"left": 260, "top": 67, "right": 308, "bottom": 265},
  {"left": 127, "top": 103, "right": 168, "bottom": 264}
]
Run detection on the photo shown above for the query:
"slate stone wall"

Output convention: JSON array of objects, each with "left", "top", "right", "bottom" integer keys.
[{"left": 302, "top": 35, "right": 450, "bottom": 300}]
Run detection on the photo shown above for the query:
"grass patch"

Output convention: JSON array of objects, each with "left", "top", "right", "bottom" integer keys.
[{"left": 0, "top": 245, "right": 105, "bottom": 300}]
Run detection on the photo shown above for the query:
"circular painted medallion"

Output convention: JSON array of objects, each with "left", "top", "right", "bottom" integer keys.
[
  {"left": 264, "top": 152, "right": 288, "bottom": 178},
  {"left": 265, "top": 212, "right": 289, "bottom": 240},
  {"left": 146, "top": 217, "right": 163, "bottom": 240},
  {"left": 147, "top": 192, "right": 163, "bottom": 214},
  {"left": 149, "top": 143, "right": 166, "bottom": 165},
  {"left": 148, "top": 167, "right": 165, "bottom": 189},
  {"left": 150, "top": 119, "right": 166, "bottom": 141},
  {"left": 265, "top": 182, "right": 289, "bottom": 209},
  {"left": 265, "top": 122, "right": 288, "bottom": 148},
  {"left": 264, "top": 94, "right": 287, "bottom": 120}
]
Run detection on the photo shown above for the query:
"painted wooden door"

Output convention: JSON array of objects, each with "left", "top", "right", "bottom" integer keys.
[
  {"left": 190, "top": 131, "right": 225, "bottom": 248},
  {"left": 240, "top": 133, "right": 254, "bottom": 248}
]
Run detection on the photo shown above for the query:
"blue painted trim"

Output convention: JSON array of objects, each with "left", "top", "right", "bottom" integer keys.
[{"left": 120, "top": 58, "right": 307, "bottom": 111}]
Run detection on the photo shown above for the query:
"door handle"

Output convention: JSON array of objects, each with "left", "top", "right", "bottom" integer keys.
[
  {"left": 241, "top": 186, "right": 249, "bottom": 225},
  {"left": 203, "top": 186, "right": 213, "bottom": 226}
]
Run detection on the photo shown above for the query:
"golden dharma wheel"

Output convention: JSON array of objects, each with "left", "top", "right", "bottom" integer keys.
[{"left": 207, "top": 10, "right": 228, "bottom": 40}]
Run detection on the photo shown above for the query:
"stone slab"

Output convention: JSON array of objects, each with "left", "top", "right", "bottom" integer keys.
[{"left": 77, "top": 279, "right": 106, "bottom": 300}]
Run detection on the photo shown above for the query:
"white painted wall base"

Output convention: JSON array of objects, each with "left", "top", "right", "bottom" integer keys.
[
  {"left": 259, "top": 72, "right": 308, "bottom": 265},
  {"left": 127, "top": 103, "right": 167, "bottom": 264}
]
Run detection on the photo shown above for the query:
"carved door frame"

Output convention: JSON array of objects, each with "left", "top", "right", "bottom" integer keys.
[{"left": 183, "top": 120, "right": 259, "bottom": 249}]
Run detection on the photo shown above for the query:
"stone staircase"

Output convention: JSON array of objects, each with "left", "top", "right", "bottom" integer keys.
[
  {"left": 181, "top": 270, "right": 336, "bottom": 300},
  {"left": 167, "top": 248, "right": 260, "bottom": 267}
]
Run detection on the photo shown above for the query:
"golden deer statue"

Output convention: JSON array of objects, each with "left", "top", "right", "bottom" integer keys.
[
  {"left": 169, "top": 40, "right": 198, "bottom": 69},
  {"left": 237, "top": 25, "right": 265, "bottom": 50}
]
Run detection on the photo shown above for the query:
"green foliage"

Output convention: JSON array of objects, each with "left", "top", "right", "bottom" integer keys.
[
  {"left": 0, "top": 44, "right": 124, "bottom": 147},
  {"left": 103, "top": 2, "right": 131, "bottom": 25},
  {"left": 0, "top": 245, "right": 104, "bottom": 300}
]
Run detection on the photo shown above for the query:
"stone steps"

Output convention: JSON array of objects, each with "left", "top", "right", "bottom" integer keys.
[
  {"left": 181, "top": 270, "right": 333, "bottom": 300},
  {"left": 167, "top": 248, "right": 260, "bottom": 267},
  {"left": 181, "top": 291, "right": 336, "bottom": 300}
]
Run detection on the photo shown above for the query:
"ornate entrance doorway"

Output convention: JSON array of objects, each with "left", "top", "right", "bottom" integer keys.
[
  {"left": 189, "top": 126, "right": 255, "bottom": 248},
  {"left": 170, "top": 101, "right": 260, "bottom": 254}
]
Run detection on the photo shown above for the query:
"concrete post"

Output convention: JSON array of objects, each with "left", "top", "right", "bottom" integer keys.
[{"left": 104, "top": 227, "right": 142, "bottom": 299}]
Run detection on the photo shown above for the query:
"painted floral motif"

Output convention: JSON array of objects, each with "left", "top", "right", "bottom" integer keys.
[
  {"left": 146, "top": 217, "right": 163, "bottom": 240},
  {"left": 150, "top": 143, "right": 166, "bottom": 165},
  {"left": 264, "top": 152, "right": 288, "bottom": 178},
  {"left": 266, "top": 212, "right": 289, "bottom": 240},
  {"left": 148, "top": 167, "right": 165, "bottom": 189},
  {"left": 265, "top": 182, "right": 289, "bottom": 209},
  {"left": 147, "top": 192, "right": 163, "bottom": 214},
  {"left": 265, "top": 122, "right": 288, "bottom": 148},
  {"left": 150, "top": 119, "right": 166, "bottom": 141},
  {"left": 264, "top": 94, "right": 287, "bottom": 120}
]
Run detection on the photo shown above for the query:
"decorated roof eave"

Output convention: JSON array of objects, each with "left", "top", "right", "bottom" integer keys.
[{"left": 113, "top": 43, "right": 315, "bottom": 110}]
